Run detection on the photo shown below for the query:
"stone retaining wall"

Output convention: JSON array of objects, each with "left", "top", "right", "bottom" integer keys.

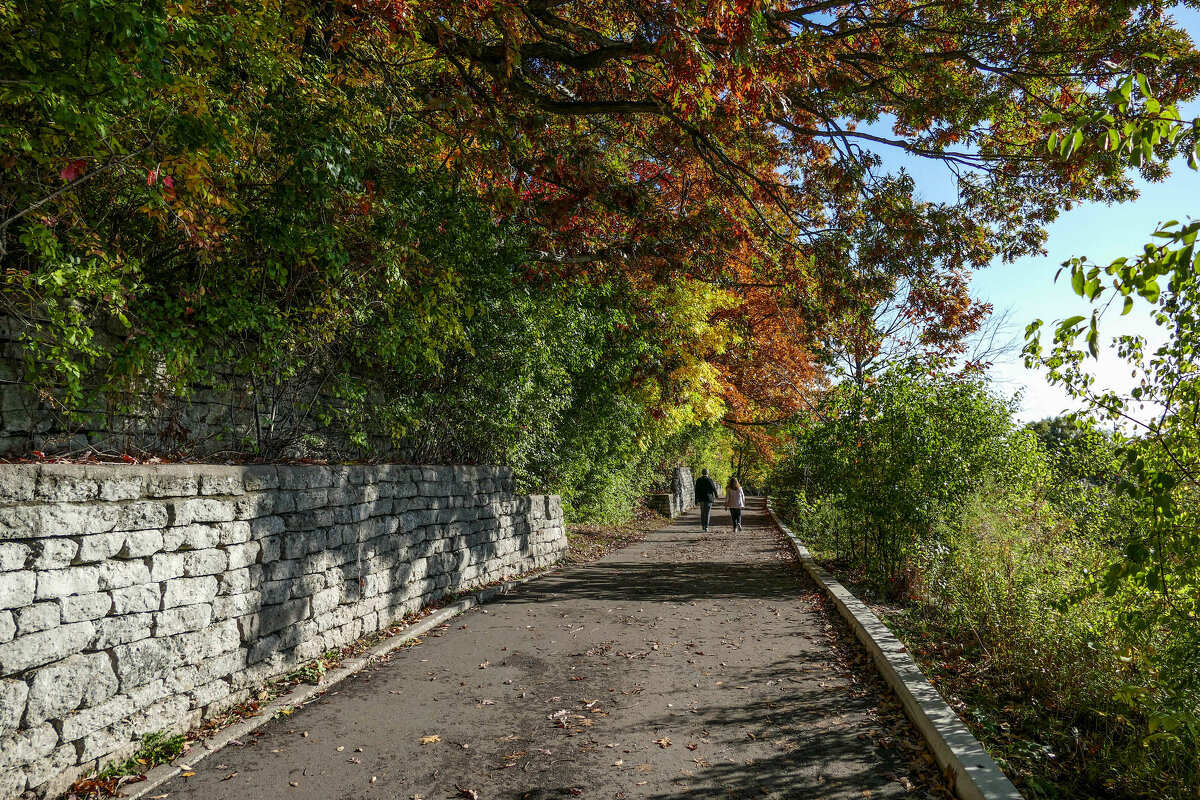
[
  {"left": 0, "top": 464, "right": 566, "bottom": 799},
  {"left": 646, "top": 467, "right": 695, "bottom": 519}
]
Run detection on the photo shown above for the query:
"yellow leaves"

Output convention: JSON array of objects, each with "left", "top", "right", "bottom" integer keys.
[{"left": 419, "top": 734, "right": 441, "bottom": 745}]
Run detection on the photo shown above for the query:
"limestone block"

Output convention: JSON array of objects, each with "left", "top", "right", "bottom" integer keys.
[
  {"left": 274, "top": 466, "right": 310, "bottom": 490},
  {"left": 114, "top": 501, "right": 169, "bottom": 532},
  {"left": 24, "top": 652, "right": 119, "bottom": 725},
  {"left": 162, "top": 575, "right": 219, "bottom": 608},
  {"left": 245, "top": 632, "right": 285, "bottom": 666},
  {"left": 190, "top": 678, "right": 232, "bottom": 709},
  {"left": 0, "top": 722, "right": 58, "bottom": 773},
  {"left": 168, "top": 620, "right": 238, "bottom": 666},
  {"left": 146, "top": 469, "right": 198, "bottom": 498},
  {"left": 215, "top": 567, "right": 255, "bottom": 597},
  {"left": 283, "top": 529, "right": 325, "bottom": 560},
  {"left": 0, "top": 466, "right": 36, "bottom": 504},
  {"left": 75, "top": 531, "right": 126, "bottom": 562},
  {"left": 0, "top": 543, "right": 29, "bottom": 572},
  {"left": 241, "top": 466, "right": 278, "bottom": 491},
  {"left": 333, "top": 503, "right": 372, "bottom": 524},
  {"left": 181, "top": 548, "right": 228, "bottom": 577},
  {"left": 282, "top": 508, "right": 333, "bottom": 530},
  {"left": 198, "top": 650, "right": 244, "bottom": 684},
  {"left": 0, "top": 678, "right": 28, "bottom": 731},
  {"left": 111, "top": 584, "right": 160, "bottom": 615},
  {"left": 229, "top": 660, "right": 279, "bottom": 689},
  {"left": 0, "top": 506, "right": 37, "bottom": 539},
  {"left": 24, "top": 743, "right": 83, "bottom": 798},
  {"left": 310, "top": 587, "right": 341, "bottom": 616},
  {"left": 125, "top": 677, "right": 170, "bottom": 709},
  {"left": 270, "top": 491, "right": 296, "bottom": 514},
  {"left": 155, "top": 604, "right": 213, "bottom": 637},
  {"left": 93, "top": 614, "right": 153, "bottom": 649},
  {"left": 0, "top": 572, "right": 34, "bottom": 609},
  {"left": 36, "top": 565, "right": 101, "bottom": 601},
  {"left": 292, "top": 573, "right": 324, "bottom": 599},
  {"left": 225, "top": 541, "right": 260, "bottom": 570},
  {"left": 217, "top": 520, "right": 252, "bottom": 545},
  {"left": 165, "top": 523, "right": 220, "bottom": 551},
  {"left": 58, "top": 696, "right": 132, "bottom": 743},
  {"left": 197, "top": 469, "right": 243, "bottom": 497},
  {"left": 250, "top": 515, "right": 285, "bottom": 539},
  {"left": 0, "top": 621, "right": 94, "bottom": 674},
  {"left": 327, "top": 484, "right": 357, "bottom": 507},
  {"left": 240, "top": 597, "right": 310, "bottom": 639},
  {"left": 32, "top": 506, "right": 115, "bottom": 537},
  {"left": 149, "top": 551, "right": 187, "bottom": 581},
  {"left": 97, "top": 560, "right": 151, "bottom": 591},
  {"left": 212, "top": 591, "right": 261, "bottom": 621},
  {"left": 112, "top": 638, "right": 177, "bottom": 691},
  {"left": 173, "top": 497, "right": 235, "bottom": 525},
  {"left": 16, "top": 603, "right": 59, "bottom": 634},
  {"left": 32, "top": 538, "right": 78, "bottom": 570},
  {"left": 265, "top": 560, "right": 301, "bottom": 582},
  {"left": 118, "top": 530, "right": 164, "bottom": 558},
  {"left": 301, "top": 551, "right": 336, "bottom": 576},
  {"left": 257, "top": 580, "right": 291, "bottom": 606},
  {"left": 35, "top": 470, "right": 99, "bottom": 503},
  {"left": 0, "top": 763, "right": 26, "bottom": 798},
  {"left": 80, "top": 723, "right": 134, "bottom": 763},
  {"left": 87, "top": 467, "right": 147, "bottom": 502},
  {"left": 0, "top": 611, "right": 13, "bottom": 643},
  {"left": 294, "top": 637, "right": 327, "bottom": 661}
]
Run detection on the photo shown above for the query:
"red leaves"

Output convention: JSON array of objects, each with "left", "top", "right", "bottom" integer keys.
[{"left": 59, "top": 159, "right": 88, "bottom": 182}]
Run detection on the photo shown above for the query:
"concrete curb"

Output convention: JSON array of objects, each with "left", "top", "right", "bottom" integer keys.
[
  {"left": 126, "top": 572, "right": 547, "bottom": 799},
  {"left": 764, "top": 503, "right": 1024, "bottom": 800}
]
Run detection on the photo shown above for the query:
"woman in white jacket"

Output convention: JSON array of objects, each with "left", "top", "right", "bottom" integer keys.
[{"left": 724, "top": 477, "right": 746, "bottom": 532}]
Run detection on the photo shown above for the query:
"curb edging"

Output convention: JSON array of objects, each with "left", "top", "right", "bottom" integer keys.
[
  {"left": 127, "top": 572, "right": 547, "bottom": 799},
  {"left": 765, "top": 502, "right": 1024, "bottom": 800}
]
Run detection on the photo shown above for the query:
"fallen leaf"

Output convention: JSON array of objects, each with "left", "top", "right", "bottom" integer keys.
[
  {"left": 420, "top": 735, "right": 441, "bottom": 745},
  {"left": 290, "top": 781, "right": 299, "bottom": 787},
  {"left": 456, "top": 786, "right": 479, "bottom": 800},
  {"left": 181, "top": 771, "right": 196, "bottom": 777},
  {"left": 348, "top": 758, "right": 363, "bottom": 764},
  {"left": 337, "top": 746, "right": 345, "bottom": 752},
  {"left": 220, "top": 772, "right": 238, "bottom": 781},
  {"left": 655, "top": 737, "right": 672, "bottom": 748}
]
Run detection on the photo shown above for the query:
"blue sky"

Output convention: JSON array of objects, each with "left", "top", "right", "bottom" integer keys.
[{"left": 875, "top": 6, "right": 1200, "bottom": 421}]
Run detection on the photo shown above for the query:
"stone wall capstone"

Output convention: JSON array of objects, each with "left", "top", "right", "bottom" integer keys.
[{"left": 0, "top": 463, "right": 566, "bottom": 799}]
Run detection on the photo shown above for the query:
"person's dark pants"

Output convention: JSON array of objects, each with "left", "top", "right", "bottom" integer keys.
[
  {"left": 700, "top": 501, "right": 712, "bottom": 530},
  {"left": 730, "top": 508, "right": 742, "bottom": 530}
]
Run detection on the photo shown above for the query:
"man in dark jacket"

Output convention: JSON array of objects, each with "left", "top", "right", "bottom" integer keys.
[{"left": 694, "top": 469, "right": 719, "bottom": 532}]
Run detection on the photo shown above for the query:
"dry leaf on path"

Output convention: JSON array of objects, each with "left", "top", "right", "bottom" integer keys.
[
  {"left": 420, "top": 734, "right": 441, "bottom": 744},
  {"left": 655, "top": 737, "right": 672, "bottom": 748}
]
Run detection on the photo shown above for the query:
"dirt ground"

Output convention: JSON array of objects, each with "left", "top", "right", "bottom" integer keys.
[{"left": 151, "top": 499, "right": 943, "bottom": 800}]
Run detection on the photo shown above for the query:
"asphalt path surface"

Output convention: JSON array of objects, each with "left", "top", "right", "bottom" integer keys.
[{"left": 155, "top": 499, "right": 929, "bottom": 800}]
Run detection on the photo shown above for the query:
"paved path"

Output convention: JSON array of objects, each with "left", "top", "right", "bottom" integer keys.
[{"left": 155, "top": 500, "right": 926, "bottom": 800}]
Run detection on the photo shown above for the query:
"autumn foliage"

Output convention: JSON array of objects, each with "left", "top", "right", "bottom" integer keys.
[{"left": 1, "top": 1, "right": 1197, "bottom": 483}]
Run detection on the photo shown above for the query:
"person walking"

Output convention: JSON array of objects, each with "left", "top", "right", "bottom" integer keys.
[
  {"left": 694, "top": 468, "right": 719, "bottom": 532},
  {"left": 725, "top": 476, "right": 745, "bottom": 532}
]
